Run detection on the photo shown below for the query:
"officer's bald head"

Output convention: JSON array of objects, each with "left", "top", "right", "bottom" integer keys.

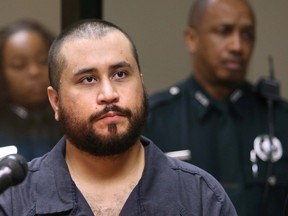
[{"left": 187, "top": 0, "right": 254, "bottom": 28}]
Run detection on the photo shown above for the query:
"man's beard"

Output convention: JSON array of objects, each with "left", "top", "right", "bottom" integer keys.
[{"left": 59, "top": 90, "right": 148, "bottom": 157}]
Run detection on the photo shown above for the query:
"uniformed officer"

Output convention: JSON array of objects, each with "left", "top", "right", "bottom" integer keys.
[{"left": 143, "top": 0, "right": 288, "bottom": 215}]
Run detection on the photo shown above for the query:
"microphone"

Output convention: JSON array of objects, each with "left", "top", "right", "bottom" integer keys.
[{"left": 0, "top": 154, "right": 28, "bottom": 194}]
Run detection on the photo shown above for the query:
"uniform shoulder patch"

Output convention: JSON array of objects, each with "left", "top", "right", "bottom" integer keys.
[
  {"left": 149, "top": 77, "right": 191, "bottom": 109},
  {"left": 149, "top": 79, "right": 189, "bottom": 109}
]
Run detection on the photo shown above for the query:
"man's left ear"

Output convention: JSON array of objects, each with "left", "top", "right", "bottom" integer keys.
[{"left": 47, "top": 86, "right": 60, "bottom": 121}]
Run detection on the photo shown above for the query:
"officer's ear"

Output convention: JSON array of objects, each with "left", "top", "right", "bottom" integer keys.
[{"left": 184, "top": 27, "right": 198, "bottom": 54}]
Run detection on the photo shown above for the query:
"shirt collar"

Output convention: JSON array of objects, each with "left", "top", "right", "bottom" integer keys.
[
  {"left": 34, "top": 136, "right": 75, "bottom": 214},
  {"left": 121, "top": 137, "right": 194, "bottom": 215},
  {"left": 189, "top": 76, "right": 245, "bottom": 119}
]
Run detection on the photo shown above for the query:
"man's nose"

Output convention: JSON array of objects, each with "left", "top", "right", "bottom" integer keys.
[
  {"left": 229, "top": 33, "right": 243, "bottom": 53},
  {"left": 97, "top": 81, "right": 120, "bottom": 105}
]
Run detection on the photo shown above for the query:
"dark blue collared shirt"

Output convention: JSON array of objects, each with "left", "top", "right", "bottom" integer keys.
[{"left": 0, "top": 136, "right": 236, "bottom": 215}]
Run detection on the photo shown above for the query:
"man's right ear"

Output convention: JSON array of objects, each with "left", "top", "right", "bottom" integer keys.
[
  {"left": 184, "top": 27, "right": 198, "bottom": 54},
  {"left": 47, "top": 86, "right": 60, "bottom": 121}
]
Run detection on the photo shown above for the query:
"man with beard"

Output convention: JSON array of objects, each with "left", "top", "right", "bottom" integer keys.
[
  {"left": 0, "top": 19, "right": 236, "bottom": 215},
  {"left": 143, "top": 0, "right": 288, "bottom": 215}
]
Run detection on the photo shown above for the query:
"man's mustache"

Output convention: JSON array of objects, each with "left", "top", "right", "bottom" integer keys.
[{"left": 89, "top": 105, "right": 132, "bottom": 123}]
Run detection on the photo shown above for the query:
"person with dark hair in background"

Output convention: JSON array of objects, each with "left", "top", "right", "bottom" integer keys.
[
  {"left": 0, "top": 19, "right": 63, "bottom": 160},
  {"left": 0, "top": 19, "right": 236, "bottom": 215},
  {"left": 143, "top": 0, "right": 288, "bottom": 215}
]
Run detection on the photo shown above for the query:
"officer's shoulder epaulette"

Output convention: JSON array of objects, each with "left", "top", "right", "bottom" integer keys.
[{"left": 149, "top": 79, "right": 189, "bottom": 109}]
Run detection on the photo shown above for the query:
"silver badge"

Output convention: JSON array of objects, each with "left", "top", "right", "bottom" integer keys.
[{"left": 253, "top": 134, "right": 283, "bottom": 162}]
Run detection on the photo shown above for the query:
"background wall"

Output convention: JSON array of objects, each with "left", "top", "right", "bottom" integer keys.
[
  {"left": 248, "top": 0, "right": 288, "bottom": 99},
  {"left": 104, "top": 0, "right": 288, "bottom": 99},
  {"left": 0, "top": 1, "right": 61, "bottom": 40},
  {"left": 104, "top": 1, "right": 191, "bottom": 95}
]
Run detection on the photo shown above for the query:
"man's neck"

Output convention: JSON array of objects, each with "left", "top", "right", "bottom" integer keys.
[
  {"left": 65, "top": 139, "right": 145, "bottom": 183},
  {"left": 202, "top": 83, "right": 234, "bottom": 100},
  {"left": 194, "top": 75, "right": 239, "bottom": 100},
  {"left": 65, "top": 140, "right": 145, "bottom": 215}
]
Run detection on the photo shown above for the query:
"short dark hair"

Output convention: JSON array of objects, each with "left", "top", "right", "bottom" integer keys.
[
  {"left": 187, "top": 0, "right": 209, "bottom": 27},
  {"left": 0, "top": 19, "right": 54, "bottom": 106},
  {"left": 48, "top": 19, "right": 141, "bottom": 91},
  {"left": 187, "top": 0, "right": 255, "bottom": 28}
]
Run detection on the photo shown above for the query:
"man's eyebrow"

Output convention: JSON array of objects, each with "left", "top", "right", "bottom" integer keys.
[
  {"left": 73, "top": 61, "right": 132, "bottom": 75},
  {"left": 110, "top": 61, "right": 132, "bottom": 70},
  {"left": 74, "top": 67, "right": 96, "bottom": 75}
]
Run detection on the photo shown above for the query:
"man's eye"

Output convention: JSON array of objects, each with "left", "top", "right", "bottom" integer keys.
[
  {"left": 82, "top": 76, "right": 96, "bottom": 83},
  {"left": 216, "top": 26, "right": 232, "bottom": 36},
  {"left": 241, "top": 29, "right": 255, "bottom": 42},
  {"left": 114, "top": 71, "right": 127, "bottom": 80}
]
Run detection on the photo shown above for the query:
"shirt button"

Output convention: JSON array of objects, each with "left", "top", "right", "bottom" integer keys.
[
  {"left": 267, "top": 176, "right": 277, "bottom": 186},
  {"left": 169, "top": 86, "right": 180, "bottom": 95}
]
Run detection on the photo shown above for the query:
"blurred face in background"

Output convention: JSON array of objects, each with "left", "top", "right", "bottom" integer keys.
[
  {"left": 185, "top": 0, "right": 255, "bottom": 89},
  {"left": 3, "top": 30, "right": 50, "bottom": 110}
]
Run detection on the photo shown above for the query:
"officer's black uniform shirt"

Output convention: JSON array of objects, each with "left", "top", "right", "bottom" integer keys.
[{"left": 143, "top": 75, "right": 288, "bottom": 216}]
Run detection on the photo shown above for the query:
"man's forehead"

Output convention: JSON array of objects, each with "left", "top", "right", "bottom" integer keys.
[
  {"left": 203, "top": 0, "right": 254, "bottom": 26},
  {"left": 59, "top": 32, "right": 136, "bottom": 71},
  {"left": 60, "top": 31, "right": 132, "bottom": 54}
]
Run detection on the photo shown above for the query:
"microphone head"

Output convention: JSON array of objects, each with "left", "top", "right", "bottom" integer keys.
[{"left": 0, "top": 154, "right": 28, "bottom": 185}]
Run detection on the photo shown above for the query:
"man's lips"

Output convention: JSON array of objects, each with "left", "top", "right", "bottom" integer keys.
[
  {"left": 98, "top": 111, "right": 125, "bottom": 120},
  {"left": 89, "top": 105, "right": 132, "bottom": 123},
  {"left": 223, "top": 59, "right": 244, "bottom": 71}
]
